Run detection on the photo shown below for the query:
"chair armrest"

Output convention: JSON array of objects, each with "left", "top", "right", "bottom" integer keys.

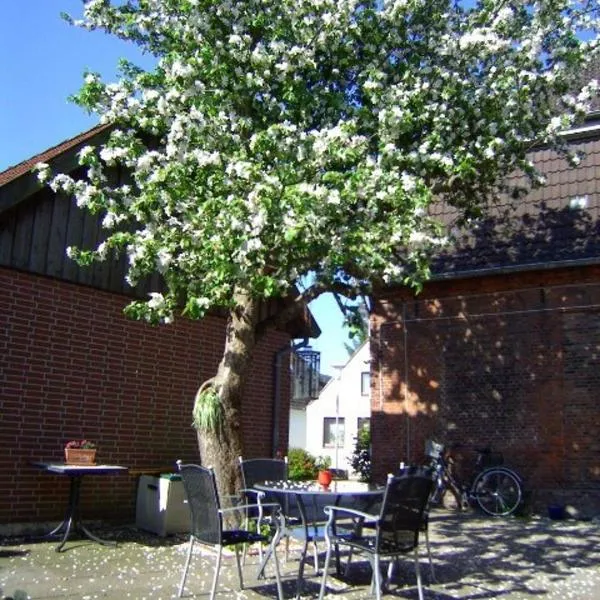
[
  {"left": 323, "top": 505, "right": 379, "bottom": 524},
  {"left": 219, "top": 502, "right": 280, "bottom": 515},
  {"left": 240, "top": 487, "right": 266, "bottom": 500}
]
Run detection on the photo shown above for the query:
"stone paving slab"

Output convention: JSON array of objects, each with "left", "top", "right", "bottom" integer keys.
[{"left": 1, "top": 511, "right": 600, "bottom": 599}]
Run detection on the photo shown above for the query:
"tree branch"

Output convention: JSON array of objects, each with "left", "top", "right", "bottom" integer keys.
[{"left": 254, "top": 279, "right": 369, "bottom": 340}]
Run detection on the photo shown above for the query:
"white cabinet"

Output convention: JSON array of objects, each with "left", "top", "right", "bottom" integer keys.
[{"left": 135, "top": 474, "right": 190, "bottom": 536}]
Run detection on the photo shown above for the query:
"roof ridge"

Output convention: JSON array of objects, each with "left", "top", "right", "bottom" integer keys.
[{"left": 0, "top": 123, "right": 111, "bottom": 187}]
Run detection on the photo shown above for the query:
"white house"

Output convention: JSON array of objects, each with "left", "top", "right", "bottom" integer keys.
[
  {"left": 304, "top": 341, "right": 371, "bottom": 477},
  {"left": 289, "top": 398, "right": 308, "bottom": 449}
]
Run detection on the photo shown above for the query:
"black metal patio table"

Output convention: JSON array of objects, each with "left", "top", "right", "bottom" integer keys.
[
  {"left": 32, "top": 462, "right": 128, "bottom": 552},
  {"left": 254, "top": 479, "right": 384, "bottom": 599}
]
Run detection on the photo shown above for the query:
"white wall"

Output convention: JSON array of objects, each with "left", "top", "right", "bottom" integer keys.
[
  {"left": 289, "top": 407, "right": 307, "bottom": 449},
  {"left": 304, "top": 342, "right": 371, "bottom": 477}
]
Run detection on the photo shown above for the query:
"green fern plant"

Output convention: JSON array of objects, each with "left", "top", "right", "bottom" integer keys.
[{"left": 192, "top": 387, "right": 223, "bottom": 433}]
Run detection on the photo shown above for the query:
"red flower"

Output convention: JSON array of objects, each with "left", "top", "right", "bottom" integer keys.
[{"left": 65, "top": 439, "right": 96, "bottom": 449}]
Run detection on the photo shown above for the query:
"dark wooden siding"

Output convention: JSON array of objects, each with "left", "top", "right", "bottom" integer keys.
[{"left": 0, "top": 168, "right": 161, "bottom": 298}]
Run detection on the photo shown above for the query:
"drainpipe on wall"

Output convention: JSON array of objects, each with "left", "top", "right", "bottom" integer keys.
[
  {"left": 402, "top": 301, "right": 411, "bottom": 463},
  {"left": 272, "top": 338, "right": 309, "bottom": 457}
]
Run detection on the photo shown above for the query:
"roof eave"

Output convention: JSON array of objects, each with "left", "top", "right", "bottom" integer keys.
[{"left": 429, "top": 256, "right": 600, "bottom": 283}]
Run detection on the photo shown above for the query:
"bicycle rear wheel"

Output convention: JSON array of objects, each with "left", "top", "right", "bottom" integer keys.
[{"left": 472, "top": 467, "right": 522, "bottom": 516}]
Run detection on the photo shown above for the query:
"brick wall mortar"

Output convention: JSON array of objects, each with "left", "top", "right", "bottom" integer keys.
[{"left": 1, "top": 267, "right": 291, "bottom": 524}]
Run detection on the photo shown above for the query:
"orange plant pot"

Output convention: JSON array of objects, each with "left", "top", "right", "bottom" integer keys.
[
  {"left": 65, "top": 448, "right": 97, "bottom": 465},
  {"left": 317, "top": 469, "right": 333, "bottom": 488}
]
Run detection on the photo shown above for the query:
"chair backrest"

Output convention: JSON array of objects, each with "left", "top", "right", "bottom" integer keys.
[
  {"left": 178, "top": 462, "right": 222, "bottom": 545},
  {"left": 239, "top": 456, "right": 291, "bottom": 517},
  {"left": 377, "top": 467, "right": 434, "bottom": 552},
  {"left": 396, "top": 464, "right": 435, "bottom": 527},
  {"left": 239, "top": 457, "right": 288, "bottom": 489}
]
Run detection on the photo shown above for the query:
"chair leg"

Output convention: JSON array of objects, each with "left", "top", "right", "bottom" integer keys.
[
  {"left": 210, "top": 545, "right": 223, "bottom": 600},
  {"left": 344, "top": 547, "right": 354, "bottom": 577},
  {"left": 178, "top": 536, "right": 194, "bottom": 598},
  {"left": 252, "top": 512, "right": 265, "bottom": 566},
  {"left": 424, "top": 528, "right": 436, "bottom": 582},
  {"left": 318, "top": 540, "right": 333, "bottom": 600},
  {"left": 312, "top": 539, "right": 319, "bottom": 574},
  {"left": 269, "top": 533, "right": 285, "bottom": 600},
  {"left": 241, "top": 516, "right": 248, "bottom": 566},
  {"left": 234, "top": 545, "right": 245, "bottom": 590},
  {"left": 369, "top": 557, "right": 376, "bottom": 595},
  {"left": 413, "top": 547, "right": 424, "bottom": 600},
  {"left": 372, "top": 554, "right": 382, "bottom": 600}
]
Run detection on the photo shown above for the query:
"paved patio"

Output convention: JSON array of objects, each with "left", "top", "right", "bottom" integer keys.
[{"left": 1, "top": 511, "right": 600, "bottom": 599}]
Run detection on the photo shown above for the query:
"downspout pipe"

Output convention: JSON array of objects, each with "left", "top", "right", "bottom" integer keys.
[{"left": 272, "top": 338, "right": 309, "bottom": 457}]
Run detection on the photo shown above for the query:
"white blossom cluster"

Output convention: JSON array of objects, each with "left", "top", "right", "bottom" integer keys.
[{"left": 41, "top": 0, "right": 600, "bottom": 322}]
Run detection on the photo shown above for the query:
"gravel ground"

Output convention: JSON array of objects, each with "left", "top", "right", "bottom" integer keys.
[{"left": 1, "top": 510, "right": 600, "bottom": 599}]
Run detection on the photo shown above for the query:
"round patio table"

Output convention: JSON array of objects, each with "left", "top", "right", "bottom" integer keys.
[{"left": 255, "top": 479, "right": 384, "bottom": 599}]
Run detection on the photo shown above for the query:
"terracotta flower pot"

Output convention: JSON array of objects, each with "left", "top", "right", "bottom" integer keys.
[
  {"left": 65, "top": 448, "right": 97, "bottom": 465},
  {"left": 318, "top": 469, "right": 333, "bottom": 488}
]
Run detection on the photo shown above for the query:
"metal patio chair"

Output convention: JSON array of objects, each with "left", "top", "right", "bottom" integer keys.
[
  {"left": 238, "top": 456, "right": 290, "bottom": 565},
  {"left": 177, "top": 461, "right": 283, "bottom": 600},
  {"left": 239, "top": 456, "right": 322, "bottom": 575},
  {"left": 318, "top": 468, "right": 434, "bottom": 600},
  {"left": 345, "top": 464, "right": 436, "bottom": 584}
]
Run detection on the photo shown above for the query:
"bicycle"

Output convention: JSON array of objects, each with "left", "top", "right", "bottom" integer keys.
[{"left": 423, "top": 439, "right": 524, "bottom": 517}]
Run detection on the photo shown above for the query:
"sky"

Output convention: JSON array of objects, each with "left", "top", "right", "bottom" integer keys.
[{"left": 0, "top": 1, "right": 354, "bottom": 375}]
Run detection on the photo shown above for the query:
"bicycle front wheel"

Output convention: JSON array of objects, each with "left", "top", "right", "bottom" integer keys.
[{"left": 472, "top": 468, "right": 522, "bottom": 516}]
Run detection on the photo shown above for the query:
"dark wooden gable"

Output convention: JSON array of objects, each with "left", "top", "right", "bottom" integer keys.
[{"left": 0, "top": 161, "right": 161, "bottom": 298}]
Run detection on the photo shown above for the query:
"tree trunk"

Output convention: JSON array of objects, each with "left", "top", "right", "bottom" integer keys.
[{"left": 195, "top": 289, "right": 261, "bottom": 502}]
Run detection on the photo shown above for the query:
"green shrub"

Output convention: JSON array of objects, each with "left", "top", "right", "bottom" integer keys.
[{"left": 288, "top": 448, "right": 318, "bottom": 480}]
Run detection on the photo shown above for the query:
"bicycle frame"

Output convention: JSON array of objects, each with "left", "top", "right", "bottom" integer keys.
[
  {"left": 426, "top": 449, "right": 466, "bottom": 508},
  {"left": 425, "top": 441, "right": 523, "bottom": 516}
]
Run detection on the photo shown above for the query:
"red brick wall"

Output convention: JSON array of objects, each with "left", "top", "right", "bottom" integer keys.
[
  {"left": 371, "top": 266, "right": 600, "bottom": 513},
  {"left": 0, "top": 267, "right": 290, "bottom": 524}
]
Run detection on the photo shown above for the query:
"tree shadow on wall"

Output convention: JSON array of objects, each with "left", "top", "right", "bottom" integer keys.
[{"left": 374, "top": 201, "right": 600, "bottom": 492}]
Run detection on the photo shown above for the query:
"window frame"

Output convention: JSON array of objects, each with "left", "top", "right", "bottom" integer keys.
[
  {"left": 360, "top": 371, "right": 371, "bottom": 396},
  {"left": 323, "top": 417, "right": 345, "bottom": 448}
]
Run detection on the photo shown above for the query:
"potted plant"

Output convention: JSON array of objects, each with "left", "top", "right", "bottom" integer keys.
[
  {"left": 64, "top": 439, "right": 97, "bottom": 465},
  {"left": 316, "top": 455, "right": 333, "bottom": 488}
]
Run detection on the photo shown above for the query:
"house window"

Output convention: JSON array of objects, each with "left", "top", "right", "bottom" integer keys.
[
  {"left": 323, "top": 417, "right": 345, "bottom": 448},
  {"left": 361, "top": 372, "right": 370, "bottom": 395},
  {"left": 357, "top": 417, "right": 370, "bottom": 433}
]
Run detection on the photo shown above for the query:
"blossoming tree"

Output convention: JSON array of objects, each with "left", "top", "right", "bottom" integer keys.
[{"left": 39, "top": 0, "right": 599, "bottom": 494}]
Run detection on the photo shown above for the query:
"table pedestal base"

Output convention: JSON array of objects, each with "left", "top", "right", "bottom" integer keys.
[{"left": 46, "top": 475, "right": 116, "bottom": 552}]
